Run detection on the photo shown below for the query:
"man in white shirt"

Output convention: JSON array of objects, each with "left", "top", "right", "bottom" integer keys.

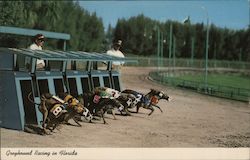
[
  {"left": 29, "top": 34, "right": 45, "bottom": 69},
  {"left": 106, "top": 40, "right": 125, "bottom": 70}
]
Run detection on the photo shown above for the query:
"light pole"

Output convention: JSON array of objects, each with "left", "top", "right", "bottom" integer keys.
[
  {"left": 201, "top": 6, "right": 210, "bottom": 92},
  {"left": 160, "top": 32, "right": 164, "bottom": 68},
  {"left": 144, "top": 25, "right": 166, "bottom": 72},
  {"left": 157, "top": 25, "right": 161, "bottom": 70},
  {"left": 154, "top": 25, "right": 166, "bottom": 71},
  {"left": 183, "top": 16, "right": 194, "bottom": 67},
  {"left": 169, "top": 23, "right": 173, "bottom": 76},
  {"left": 249, "top": 0, "right": 250, "bottom": 28}
]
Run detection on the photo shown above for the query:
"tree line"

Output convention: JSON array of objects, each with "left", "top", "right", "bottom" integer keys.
[
  {"left": 0, "top": 1, "right": 249, "bottom": 61},
  {"left": 0, "top": 1, "right": 105, "bottom": 52},
  {"left": 112, "top": 14, "right": 250, "bottom": 62}
]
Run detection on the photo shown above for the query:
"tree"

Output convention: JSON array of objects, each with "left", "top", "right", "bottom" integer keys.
[{"left": 0, "top": 2, "right": 249, "bottom": 61}]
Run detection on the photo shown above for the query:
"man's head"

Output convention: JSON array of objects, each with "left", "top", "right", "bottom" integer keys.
[
  {"left": 34, "top": 34, "right": 45, "bottom": 47},
  {"left": 113, "top": 40, "right": 122, "bottom": 51}
]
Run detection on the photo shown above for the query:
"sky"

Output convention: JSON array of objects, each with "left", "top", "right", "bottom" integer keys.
[{"left": 79, "top": 0, "right": 249, "bottom": 31}]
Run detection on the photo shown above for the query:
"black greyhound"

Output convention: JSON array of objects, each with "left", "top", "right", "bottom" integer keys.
[{"left": 78, "top": 91, "right": 124, "bottom": 124}]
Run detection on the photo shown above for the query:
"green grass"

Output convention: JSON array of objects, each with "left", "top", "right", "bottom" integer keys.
[
  {"left": 177, "top": 74, "right": 250, "bottom": 90},
  {"left": 150, "top": 71, "right": 250, "bottom": 101}
]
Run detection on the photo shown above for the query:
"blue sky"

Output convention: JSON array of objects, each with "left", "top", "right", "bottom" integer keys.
[{"left": 79, "top": 0, "right": 249, "bottom": 30}]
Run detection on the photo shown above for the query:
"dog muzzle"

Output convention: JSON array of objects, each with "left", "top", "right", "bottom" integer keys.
[
  {"left": 158, "top": 92, "right": 170, "bottom": 101},
  {"left": 167, "top": 96, "right": 171, "bottom": 101}
]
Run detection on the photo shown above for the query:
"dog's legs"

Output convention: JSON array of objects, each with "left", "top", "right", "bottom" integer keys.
[
  {"left": 124, "top": 106, "right": 131, "bottom": 116},
  {"left": 121, "top": 107, "right": 131, "bottom": 116},
  {"left": 136, "top": 103, "right": 142, "bottom": 113},
  {"left": 39, "top": 102, "right": 49, "bottom": 134},
  {"left": 45, "top": 121, "right": 54, "bottom": 135},
  {"left": 100, "top": 109, "right": 107, "bottom": 124},
  {"left": 51, "top": 123, "right": 58, "bottom": 133},
  {"left": 153, "top": 104, "right": 163, "bottom": 113},
  {"left": 50, "top": 119, "right": 61, "bottom": 133},
  {"left": 136, "top": 106, "right": 139, "bottom": 113},
  {"left": 147, "top": 105, "right": 155, "bottom": 116},
  {"left": 111, "top": 109, "right": 117, "bottom": 120},
  {"left": 55, "top": 124, "right": 63, "bottom": 132},
  {"left": 120, "top": 103, "right": 131, "bottom": 116},
  {"left": 63, "top": 112, "right": 72, "bottom": 124},
  {"left": 64, "top": 112, "right": 80, "bottom": 126},
  {"left": 72, "top": 116, "right": 82, "bottom": 127}
]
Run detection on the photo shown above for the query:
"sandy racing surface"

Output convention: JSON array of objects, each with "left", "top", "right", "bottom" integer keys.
[{"left": 1, "top": 67, "right": 250, "bottom": 147}]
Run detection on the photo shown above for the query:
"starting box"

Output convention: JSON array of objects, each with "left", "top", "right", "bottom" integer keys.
[{"left": 0, "top": 47, "right": 135, "bottom": 130}]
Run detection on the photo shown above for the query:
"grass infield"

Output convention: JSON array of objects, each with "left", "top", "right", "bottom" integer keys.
[{"left": 177, "top": 74, "right": 250, "bottom": 90}]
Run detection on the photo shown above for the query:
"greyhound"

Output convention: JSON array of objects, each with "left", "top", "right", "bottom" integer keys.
[
  {"left": 93, "top": 87, "right": 137, "bottom": 116},
  {"left": 28, "top": 92, "right": 67, "bottom": 134},
  {"left": 58, "top": 93, "right": 93, "bottom": 126},
  {"left": 121, "top": 89, "right": 170, "bottom": 115},
  {"left": 79, "top": 87, "right": 125, "bottom": 124}
]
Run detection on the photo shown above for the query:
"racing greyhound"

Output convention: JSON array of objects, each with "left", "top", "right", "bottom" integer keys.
[
  {"left": 121, "top": 89, "right": 170, "bottom": 115},
  {"left": 58, "top": 93, "right": 93, "bottom": 126},
  {"left": 79, "top": 87, "right": 125, "bottom": 124},
  {"left": 28, "top": 92, "right": 67, "bottom": 134},
  {"left": 93, "top": 87, "right": 137, "bottom": 116}
]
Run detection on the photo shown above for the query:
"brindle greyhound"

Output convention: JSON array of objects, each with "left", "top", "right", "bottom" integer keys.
[
  {"left": 58, "top": 93, "right": 93, "bottom": 126},
  {"left": 121, "top": 89, "right": 170, "bottom": 115},
  {"left": 28, "top": 92, "right": 92, "bottom": 134},
  {"left": 28, "top": 92, "right": 67, "bottom": 134}
]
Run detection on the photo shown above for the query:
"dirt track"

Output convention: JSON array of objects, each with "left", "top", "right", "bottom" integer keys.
[{"left": 1, "top": 67, "right": 250, "bottom": 147}]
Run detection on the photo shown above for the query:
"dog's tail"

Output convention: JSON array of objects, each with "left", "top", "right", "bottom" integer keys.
[{"left": 28, "top": 92, "right": 40, "bottom": 106}]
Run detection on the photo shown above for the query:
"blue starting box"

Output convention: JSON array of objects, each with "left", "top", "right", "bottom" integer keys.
[{"left": 0, "top": 47, "right": 136, "bottom": 130}]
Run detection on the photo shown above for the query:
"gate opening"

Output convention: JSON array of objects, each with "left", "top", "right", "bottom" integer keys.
[
  {"left": 93, "top": 77, "right": 100, "bottom": 88},
  {"left": 54, "top": 79, "right": 64, "bottom": 95},
  {"left": 20, "top": 80, "right": 37, "bottom": 124},
  {"left": 113, "top": 76, "right": 120, "bottom": 91},
  {"left": 38, "top": 79, "right": 49, "bottom": 96},
  {"left": 81, "top": 77, "right": 90, "bottom": 93},
  {"left": 68, "top": 78, "right": 78, "bottom": 97},
  {"left": 103, "top": 76, "right": 111, "bottom": 88}
]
